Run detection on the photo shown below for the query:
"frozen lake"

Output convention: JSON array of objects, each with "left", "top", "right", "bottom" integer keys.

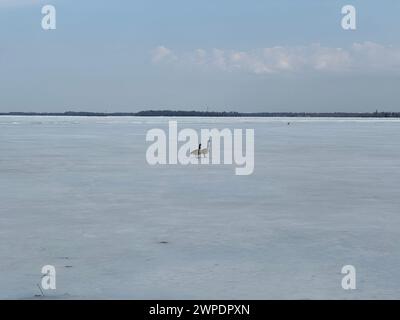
[{"left": 0, "top": 116, "right": 400, "bottom": 299}]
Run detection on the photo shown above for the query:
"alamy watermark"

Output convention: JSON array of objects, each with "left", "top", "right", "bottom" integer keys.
[
  {"left": 40, "top": 4, "right": 356, "bottom": 32},
  {"left": 341, "top": 265, "right": 356, "bottom": 290},
  {"left": 38, "top": 265, "right": 56, "bottom": 296},
  {"left": 41, "top": 5, "right": 56, "bottom": 30},
  {"left": 145, "top": 121, "right": 255, "bottom": 175},
  {"left": 341, "top": 5, "right": 356, "bottom": 30}
]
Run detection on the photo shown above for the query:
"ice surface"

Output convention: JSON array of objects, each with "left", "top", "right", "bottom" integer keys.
[{"left": 0, "top": 116, "right": 400, "bottom": 299}]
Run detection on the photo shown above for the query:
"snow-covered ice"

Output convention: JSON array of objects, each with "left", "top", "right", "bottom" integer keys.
[{"left": 0, "top": 116, "right": 400, "bottom": 299}]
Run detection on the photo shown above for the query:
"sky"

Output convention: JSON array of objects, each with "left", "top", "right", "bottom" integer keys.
[{"left": 0, "top": 0, "right": 399, "bottom": 112}]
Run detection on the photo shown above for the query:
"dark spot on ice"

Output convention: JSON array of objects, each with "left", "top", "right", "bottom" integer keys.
[
  {"left": 64, "top": 265, "right": 73, "bottom": 268},
  {"left": 159, "top": 241, "right": 169, "bottom": 244}
]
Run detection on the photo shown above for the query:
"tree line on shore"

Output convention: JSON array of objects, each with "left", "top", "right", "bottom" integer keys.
[{"left": 1, "top": 110, "right": 399, "bottom": 117}]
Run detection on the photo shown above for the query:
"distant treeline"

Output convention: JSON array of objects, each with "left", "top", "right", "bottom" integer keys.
[
  {"left": 135, "top": 110, "right": 400, "bottom": 118},
  {"left": 1, "top": 110, "right": 400, "bottom": 118}
]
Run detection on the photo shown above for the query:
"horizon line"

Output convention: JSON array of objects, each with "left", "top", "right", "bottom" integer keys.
[{"left": 1, "top": 110, "right": 400, "bottom": 118}]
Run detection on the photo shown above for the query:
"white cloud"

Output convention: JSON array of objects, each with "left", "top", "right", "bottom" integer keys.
[
  {"left": 151, "top": 42, "right": 400, "bottom": 74},
  {"left": 151, "top": 46, "right": 177, "bottom": 64},
  {"left": 351, "top": 41, "right": 400, "bottom": 71}
]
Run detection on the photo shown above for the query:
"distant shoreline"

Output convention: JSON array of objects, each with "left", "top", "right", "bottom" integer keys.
[{"left": 1, "top": 110, "right": 400, "bottom": 118}]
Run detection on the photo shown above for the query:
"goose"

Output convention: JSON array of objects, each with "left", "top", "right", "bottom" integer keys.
[{"left": 191, "top": 138, "right": 211, "bottom": 158}]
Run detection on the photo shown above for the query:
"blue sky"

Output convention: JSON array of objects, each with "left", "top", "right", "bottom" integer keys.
[{"left": 0, "top": 0, "right": 399, "bottom": 112}]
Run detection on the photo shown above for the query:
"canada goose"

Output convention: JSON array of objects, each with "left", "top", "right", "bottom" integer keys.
[
  {"left": 191, "top": 143, "right": 202, "bottom": 157},
  {"left": 191, "top": 138, "right": 211, "bottom": 158}
]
